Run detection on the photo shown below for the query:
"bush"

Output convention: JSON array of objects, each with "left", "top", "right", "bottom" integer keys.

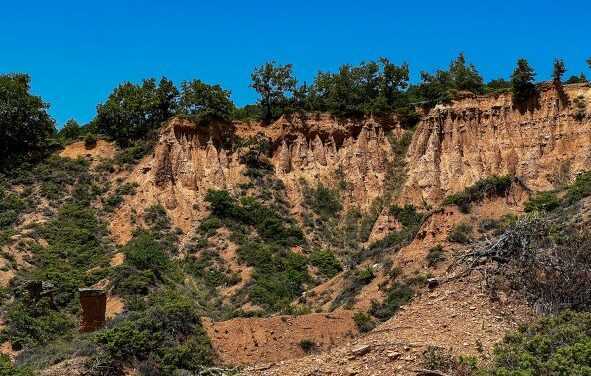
[
  {"left": 484, "top": 310, "right": 591, "bottom": 375},
  {"left": 389, "top": 204, "right": 424, "bottom": 228},
  {"left": 93, "top": 290, "right": 213, "bottom": 374},
  {"left": 426, "top": 245, "right": 445, "bottom": 267},
  {"left": 0, "top": 353, "right": 33, "bottom": 376},
  {"left": 370, "top": 283, "right": 414, "bottom": 321},
  {"left": 299, "top": 339, "right": 316, "bottom": 353},
  {"left": 83, "top": 134, "right": 97, "bottom": 149},
  {"left": 566, "top": 171, "right": 591, "bottom": 204},
  {"left": 309, "top": 250, "right": 342, "bottom": 278},
  {"left": 304, "top": 184, "right": 342, "bottom": 219},
  {"left": 444, "top": 176, "right": 512, "bottom": 213},
  {"left": 448, "top": 223, "right": 472, "bottom": 244},
  {"left": 353, "top": 312, "right": 376, "bottom": 333},
  {"left": 524, "top": 191, "right": 560, "bottom": 212},
  {"left": 421, "top": 346, "right": 477, "bottom": 375}
]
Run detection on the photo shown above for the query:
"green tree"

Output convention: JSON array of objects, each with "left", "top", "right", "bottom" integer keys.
[
  {"left": 565, "top": 73, "right": 588, "bottom": 84},
  {"left": 58, "top": 118, "right": 82, "bottom": 141},
  {"left": 95, "top": 77, "right": 178, "bottom": 145},
  {"left": 178, "top": 80, "right": 234, "bottom": 122},
  {"left": 250, "top": 61, "right": 296, "bottom": 122},
  {"left": 511, "top": 58, "right": 537, "bottom": 106},
  {"left": 587, "top": 57, "right": 591, "bottom": 69},
  {"left": 447, "top": 53, "right": 485, "bottom": 94},
  {"left": 0, "top": 74, "right": 55, "bottom": 167},
  {"left": 552, "top": 58, "right": 566, "bottom": 85}
]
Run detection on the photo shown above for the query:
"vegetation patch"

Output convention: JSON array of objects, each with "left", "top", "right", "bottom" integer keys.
[{"left": 444, "top": 175, "right": 512, "bottom": 213}]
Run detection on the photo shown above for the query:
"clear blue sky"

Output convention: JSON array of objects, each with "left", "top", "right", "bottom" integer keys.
[{"left": 2, "top": 0, "right": 590, "bottom": 126}]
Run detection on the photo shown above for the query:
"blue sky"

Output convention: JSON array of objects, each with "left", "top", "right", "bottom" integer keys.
[{"left": 2, "top": 0, "right": 590, "bottom": 126}]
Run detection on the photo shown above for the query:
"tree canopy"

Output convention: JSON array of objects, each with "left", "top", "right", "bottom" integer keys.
[
  {"left": 0, "top": 73, "right": 55, "bottom": 167},
  {"left": 511, "top": 58, "right": 538, "bottom": 106},
  {"left": 95, "top": 77, "right": 178, "bottom": 145},
  {"left": 250, "top": 61, "right": 297, "bottom": 122},
  {"left": 178, "top": 80, "right": 234, "bottom": 123}
]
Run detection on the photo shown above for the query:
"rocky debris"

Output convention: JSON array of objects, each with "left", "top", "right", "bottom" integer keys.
[
  {"left": 427, "top": 278, "right": 439, "bottom": 289},
  {"left": 351, "top": 345, "right": 372, "bottom": 357}
]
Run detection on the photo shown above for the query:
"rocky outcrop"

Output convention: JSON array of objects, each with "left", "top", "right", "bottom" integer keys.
[{"left": 403, "top": 83, "right": 591, "bottom": 204}]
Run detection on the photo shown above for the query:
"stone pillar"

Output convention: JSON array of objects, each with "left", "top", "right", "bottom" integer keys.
[{"left": 79, "top": 288, "right": 106, "bottom": 333}]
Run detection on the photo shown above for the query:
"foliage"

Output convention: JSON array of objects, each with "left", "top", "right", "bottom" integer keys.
[
  {"left": 309, "top": 249, "right": 342, "bottom": 278},
  {"left": 566, "top": 73, "right": 588, "bottom": 84},
  {"left": 566, "top": 171, "right": 591, "bottom": 204},
  {"left": 27, "top": 203, "right": 109, "bottom": 307},
  {"left": 353, "top": 312, "right": 376, "bottom": 333},
  {"left": 444, "top": 175, "right": 512, "bottom": 213},
  {"left": 415, "top": 53, "right": 485, "bottom": 106},
  {"left": 0, "top": 354, "right": 33, "bottom": 376},
  {"left": 204, "top": 190, "right": 307, "bottom": 312},
  {"left": 448, "top": 222, "right": 472, "bottom": 244},
  {"left": 511, "top": 58, "right": 538, "bottom": 106},
  {"left": 484, "top": 310, "right": 591, "bottom": 375},
  {"left": 0, "top": 74, "right": 55, "bottom": 168},
  {"left": 524, "top": 191, "right": 560, "bottom": 212},
  {"left": 250, "top": 61, "right": 296, "bottom": 122},
  {"left": 93, "top": 290, "right": 213, "bottom": 374},
  {"left": 303, "top": 183, "right": 342, "bottom": 219},
  {"left": 298, "top": 339, "right": 316, "bottom": 353},
  {"left": 426, "top": 245, "right": 445, "bottom": 267},
  {"left": 485, "top": 78, "right": 512, "bottom": 94},
  {"left": 178, "top": 79, "right": 234, "bottom": 123},
  {"left": 370, "top": 282, "right": 414, "bottom": 321},
  {"left": 58, "top": 119, "right": 82, "bottom": 142},
  {"left": 95, "top": 77, "right": 178, "bottom": 145},
  {"left": 306, "top": 58, "right": 415, "bottom": 124},
  {"left": 421, "top": 346, "right": 477, "bottom": 376},
  {"left": 552, "top": 58, "right": 566, "bottom": 85},
  {"left": 4, "top": 302, "right": 76, "bottom": 351},
  {"left": 389, "top": 204, "right": 424, "bottom": 228}
]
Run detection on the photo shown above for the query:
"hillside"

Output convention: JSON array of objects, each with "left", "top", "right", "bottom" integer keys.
[{"left": 1, "top": 81, "right": 591, "bottom": 375}]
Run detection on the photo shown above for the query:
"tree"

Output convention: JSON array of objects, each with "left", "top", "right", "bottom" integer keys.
[
  {"left": 178, "top": 80, "right": 234, "bottom": 123},
  {"left": 565, "top": 73, "right": 588, "bottom": 84},
  {"left": 250, "top": 61, "right": 296, "bottom": 122},
  {"left": 447, "top": 53, "right": 485, "bottom": 94},
  {"left": 587, "top": 57, "right": 591, "bottom": 69},
  {"left": 95, "top": 77, "right": 178, "bottom": 145},
  {"left": 0, "top": 74, "right": 55, "bottom": 167},
  {"left": 511, "top": 58, "right": 537, "bottom": 106},
  {"left": 58, "top": 119, "right": 81, "bottom": 141},
  {"left": 552, "top": 58, "right": 566, "bottom": 85},
  {"left": 485, "top": 78, "right": 512, "bottom": 93}
]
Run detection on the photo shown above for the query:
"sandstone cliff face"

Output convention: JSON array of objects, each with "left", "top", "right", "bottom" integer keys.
[
  {"left": 403, "top": 83, "right": 591, "bottom": 204},
  {"left": 111, "top": 84, "right": 591, "bottom": 243}
]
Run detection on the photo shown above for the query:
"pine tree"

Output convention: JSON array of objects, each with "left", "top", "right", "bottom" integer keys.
[{"left": 511, "top": 59, "right": 537, "bottom": 105}]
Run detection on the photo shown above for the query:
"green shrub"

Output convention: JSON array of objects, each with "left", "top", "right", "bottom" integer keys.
[
  {"left": 484, "top": 310, "right": 591, "bottom": 375},
  {"left": 389, "top": 204, "right": 424, "bottom": 228},
  {"left": 566, "top": 171, "right": 591, "bottom": 204},
  {"left": 309, "top": 250, "right": 342, "bottom": 278},
  {"left": 304, "top": 184, "right": 342, "bottom": 219},
  {"left": 524, "top": 191, "right": 561, "bottom": 212},
  {"left": 426, "top": 245, "right": 445, "bottom": 267},
  {"left": 370, "top": 282, "right": 414, "bottom": 321},
  {"left": 299, "top": 339, "right": 316, "bottom": 353},
  {"left": 199, "top": 216, "right": 222, "bottom": 234},
  {"left": 448, "top": 223, "right": 472, "bottom": 244},
  {"left": 83, "top": 134, "right": 97, "bottom": 149},
  {"left": 4, "top": 302, "right": 76, "bottom": 350},
  {"left": 0, "top": 353, "right": 33, "bottom": 376},
  {"left": 353, "top": 312, "right": 376, "bottom": 333},
  {"left": 93, "top": 290, "right": 213, "bottom": 374},
  {"left": 444, "top": 176, "right": 512, "bottom": 213}
]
